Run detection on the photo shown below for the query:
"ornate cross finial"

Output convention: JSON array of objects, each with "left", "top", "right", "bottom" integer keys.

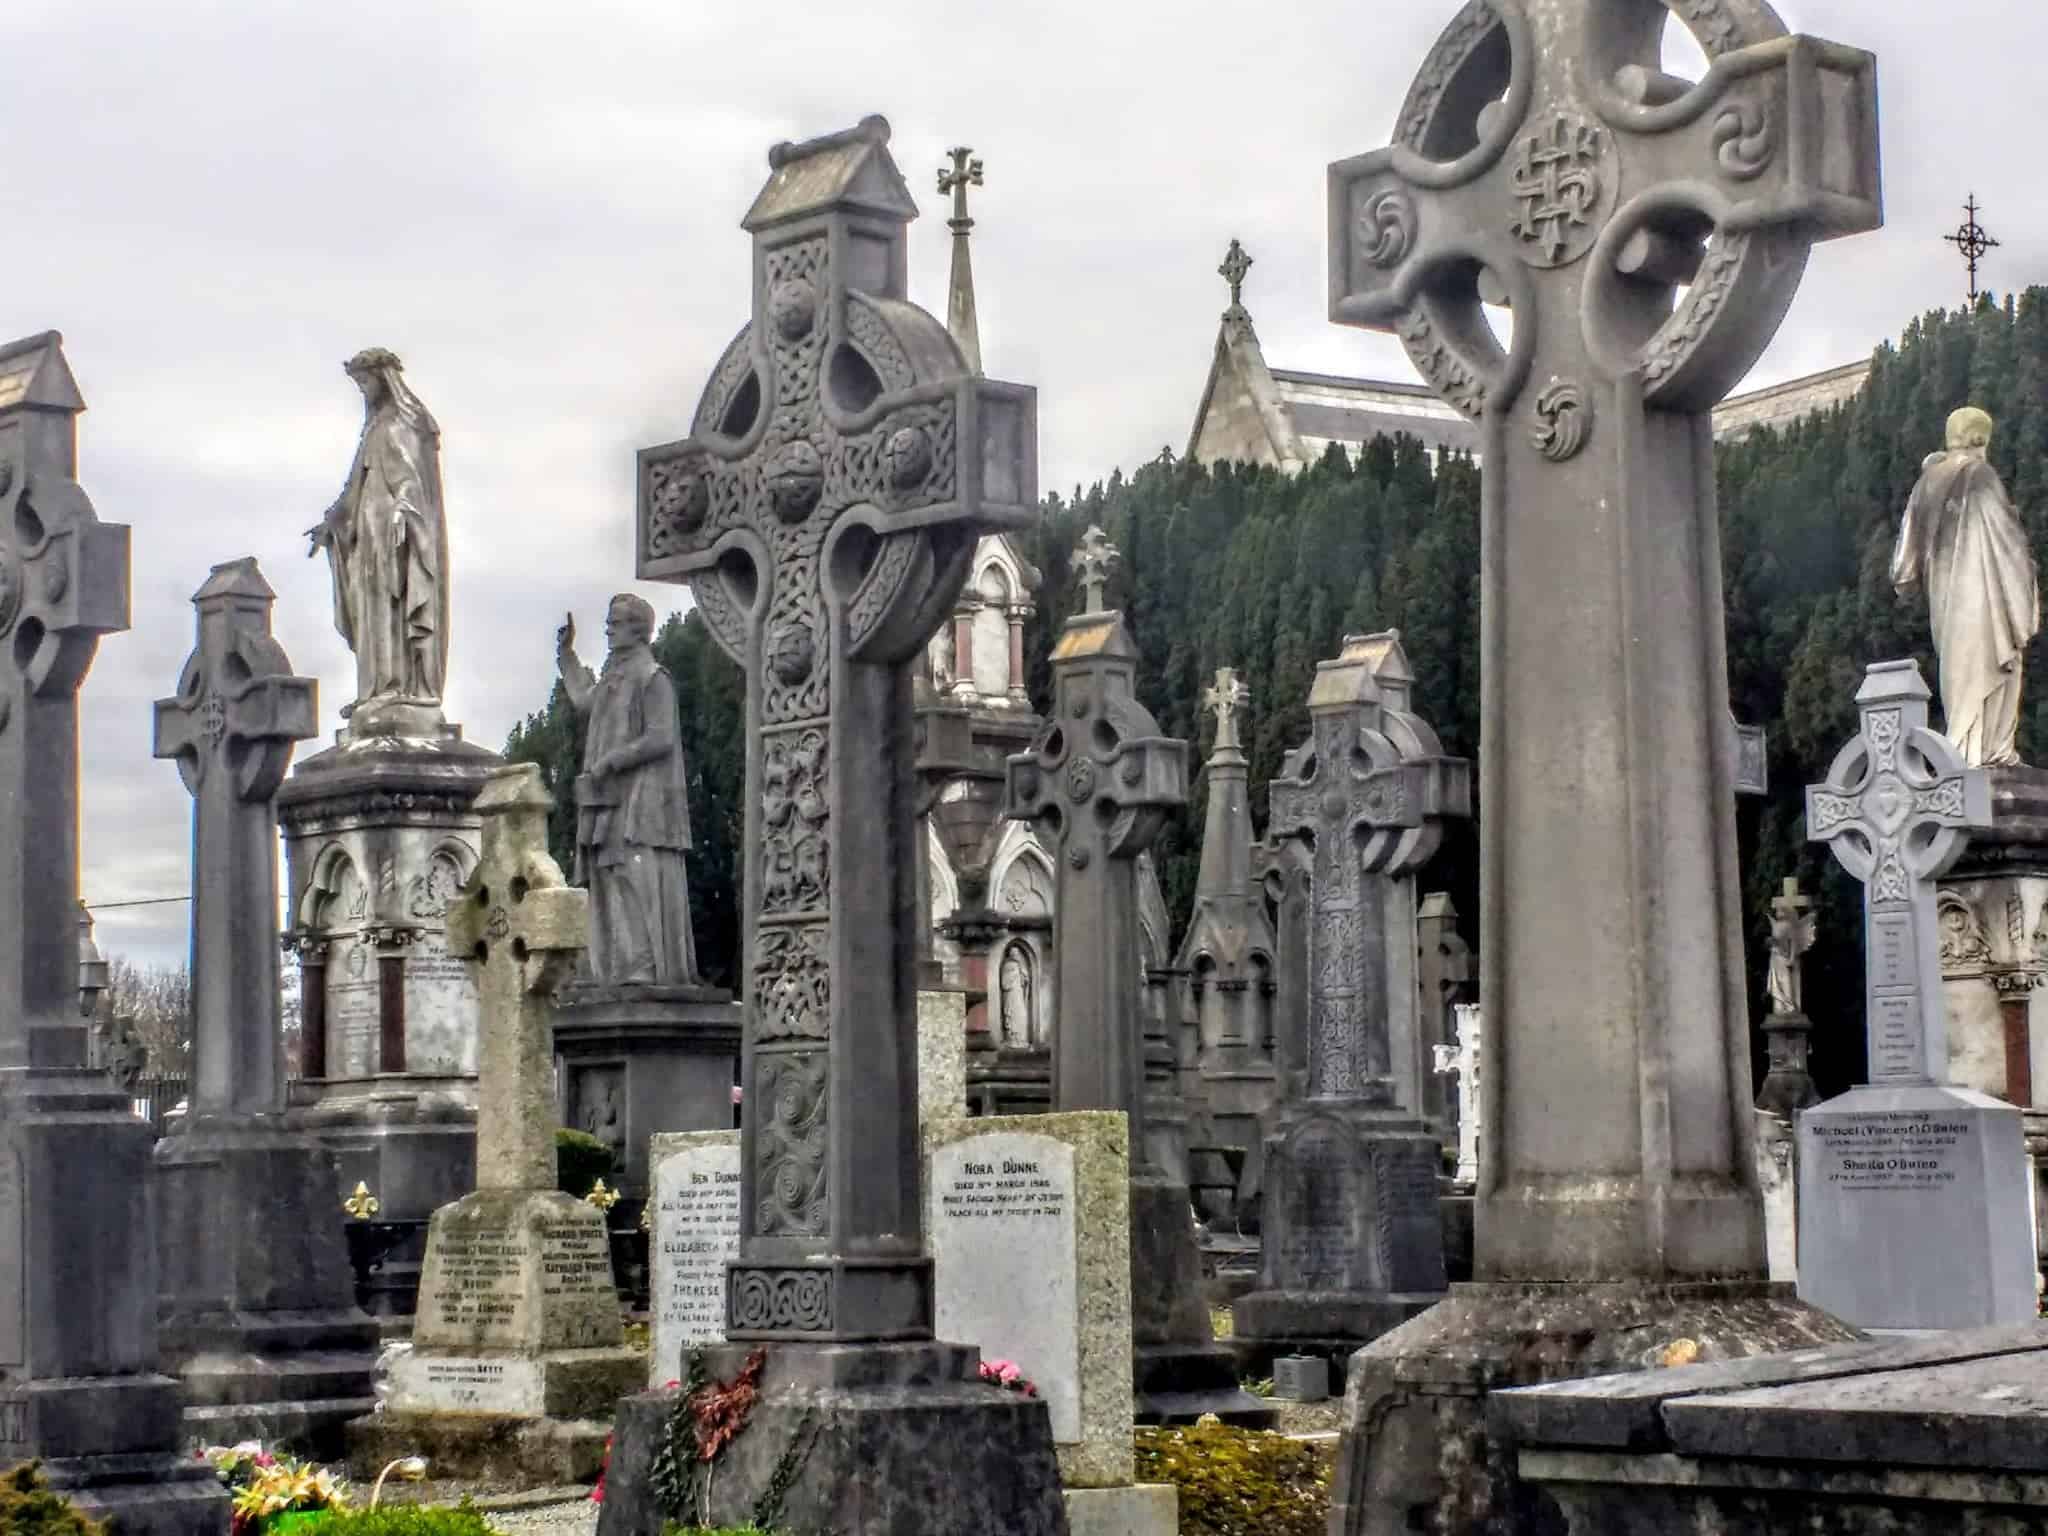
[
  {"left": 1945, "top": 194, "right": 2000, "bottom": 304},
  {"left": 1203, "top": 668, "right": 1252, "bottom": 754},
  {"left": 1074, "top": 525, "right": 1120, "bottom": 614},
  {"left": 1219, "top": 238, "right": 1253, "bottom": 309},
  {"left": 938, "top": 146, "right": 983, "bottom": 230}
]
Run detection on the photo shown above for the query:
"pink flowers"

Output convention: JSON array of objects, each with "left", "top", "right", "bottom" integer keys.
[{"left": 979, "top": 1359, "right": 1038, "bottom": 1397}]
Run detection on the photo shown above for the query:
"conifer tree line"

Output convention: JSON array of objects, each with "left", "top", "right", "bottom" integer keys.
[{"left": 506, "top": 291, "right": 2048, "bottom": 1099}]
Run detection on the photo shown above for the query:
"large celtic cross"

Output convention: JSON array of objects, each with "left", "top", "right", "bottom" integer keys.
[
  {"left": 1808, "top": 660, "right": 1991, "bottom": 1087},
  {"left": 636, "top": 117, "right": 1036, "bottom": 1343},
  {"left": 1331, "top": 0, "right": 1880, "bottom": 1279},
  {"left": 153, "top": 558, "right": 316, "bottom": 1120},
  {"left": 1266, "top": 633, "right": 1468, "bottom": 1107},
  {"left": 0, "top": 333, "right": 129, "bottom": 1072},
  {"left": 1005, "top": 535, "right": 1185, "bottom": 1171}
]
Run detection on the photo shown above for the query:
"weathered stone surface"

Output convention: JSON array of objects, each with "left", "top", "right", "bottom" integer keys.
[
  {"left": 410, "top": 1187, "right": 620, "bottom": 1354},
  {"left": 647, "top": 1130, "right": 741, "bottom": 1386},
  {"left": 917, "top": 987, "right": 969, "bottom": 1125},
  {"left": 0, "top": 330, "right": 228, "bottom": 1536},
  {"left": 1063, "top": 1483, "right": 1177, "bottom": 1536},
  {"left": 926, "top": 1113, "right": 1132, "bottom": 1487},
  {"left": 1273, "top": 1355, "right": 1331, "bottom": 1402},
  {"left": 1504, "top": 1322, "right": 2048, "bottom": 1534}
]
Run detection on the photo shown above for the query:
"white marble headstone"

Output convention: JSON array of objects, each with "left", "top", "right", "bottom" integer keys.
[{"left": 647, "top": 1130, "right": 741, "bottom": 1387}]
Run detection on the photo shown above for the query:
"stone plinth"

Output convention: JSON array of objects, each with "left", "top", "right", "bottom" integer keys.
[
  {"left": 1330, "top": 1283, "right": 1860, "bottom": 1536},
  {"left": 552, "top": 982, "right": 740, "bottom": 1197},
  {"left": 917, "top": 987, "right": 970, "bottom": 1125},
  {"left": 1232, "top": 1102, "right": 1444, "bottom": 1372},
  {"left": 598, "top": 1344, "right": 1068, "bottom": 1536},
  {"left": 925, "top": 1113, "right": 1134, "bottom": 1488},
  {"left": 1797, "top": 1084, "right": 2036, "bottom": 1328},
  {"left": 1499, "top": 1322, "right": 2048, "bottom": 1534},
  {"left": 647, "top": 1130, "right": 741, "bottom": 1387},
  {"left": 281, "top": 724, "right": 499, "bottom": 1311}
]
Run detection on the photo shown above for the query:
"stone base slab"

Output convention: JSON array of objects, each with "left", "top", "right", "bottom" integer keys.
[
  {"left": 344, "top": 1411, "right": 611, "bottom": 1486},
  {"left": 388, "top": 1347, "right": 643, "bottom": 1418},
  {"left": 1229, "top": 1289, "right": 1440, "bottom": 1375},
  {"left": 1328, "top": 1281, "right": 1860, "bottom": 1536},
  {"left": 597, "top": 1343, "right": 1068, "bottom": 1536},
  {"left": 1063, "top": 1482, "right": 1178, "bottom": 1536},
  {"left": 40, "top": 1454, "right": 229, "bottom": 1536}
]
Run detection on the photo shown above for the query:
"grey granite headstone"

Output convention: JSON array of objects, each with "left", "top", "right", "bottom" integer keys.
[
  {"left": 1233, "top": 632, "right": 1469, "bottom": 1366},
  {"left": 597, "top": 116, "right": 1064, "bottom": 1536},
  {"left": 1801, "top": 659, "right": 2036, "bottom": 1328},
  {"left": 0, "top": 331, "right": 228, "bottom": 1534},
  {"left": 1326, "top": 5, "right": 1882, "bottom": 1529},
  {"left": 1007, "top": 529, "right": 1271, "bottom": 1427},
  {"left": 151, "top": 557, "right": 377, "bottom": 1449}
]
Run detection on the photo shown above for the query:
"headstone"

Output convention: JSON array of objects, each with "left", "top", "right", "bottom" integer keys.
[
  {"left": 1176, "top": 669, "right": 1279, "bottom": 1186},
  {"left": 150, "top": 557, "right": 378, "bottom": 1448},
  {"left": 1272, "top": 1356, "right": 1331, "bottom": 1403},
  {"left": 1006, "top": 528, "right": 1270, "bottom": 1427},
  {"left": 1799, "top": 659, "right": 2035, "bottom": 1328},
  {"left": 1328, "top": 7, "right": 1880, "bottom": 1529},
  {"left": 595, "top": 117, "right": 1065, "bottom": 1536},
  {"left": 359, "top": 764, "right": 639, "bottom": 1477},
  {"left": 0, "top": 331, "right": 229, "bottom": 1533},
  {"left": 1432, "top": 1003, "right": 1481, "bottom": 1186},
  {"left": 281, "top": 348, "right": 500, "bottom": 1320},
  {"left": 647, "top": 1130, "right": 742, "bottom": 1388},
  {"left": 1414, "top": 891, "right": 1471, "bottom": 1134},
  {"left": 1233, "top": 632, "right": 1469, "bottom": 1367}
]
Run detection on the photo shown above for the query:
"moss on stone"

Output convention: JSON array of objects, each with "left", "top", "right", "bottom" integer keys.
[{"left": 1133, "top": 1424, "right": 1330, "bottom": 1536}]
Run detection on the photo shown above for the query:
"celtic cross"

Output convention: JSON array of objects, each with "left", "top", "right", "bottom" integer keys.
[
  {"left": 1219, "top": 239, "right": 1253, "bottom": 308},
  {"left": 0, "top": 332, "right": 129, "bottom": 1073},
  {"left": 1073, "top": 524, "right": 1118, "bottom": 614},
  {"left": 1005, "top": 532, "right": 1186, "bottom": 1168},
  {"left": 1203, "top": 668, "right": 1250, "bottom": 754},
  {"left": 1808, "top": 660, "right": 1991, "bottom": 1087},
  {"left": 1266, "top": 632, "right": 1469, "bottom": 1105},
  {"left": 636, "top": 117, "right": 1036, "bottom": 1343},
  {"left": 153, "top": 558, "right": 316, "bottom": 1120},
  {"left": 1331, "top": 0, "right": 1880, "bottom": 1279},
  {"left": 937, "top": 146, "right": 982, "bottom": 230},
  {"left": 444, "top": 765, "right": 588, "bottom": 1192}
]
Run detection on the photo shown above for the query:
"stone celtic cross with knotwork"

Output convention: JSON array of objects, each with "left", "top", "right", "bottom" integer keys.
[
  {"left": 636, "top": 117, "right": 1036, "bottom": 1344},
  {"left": 0, "top": 332, "right": 129, "bottom": 1070},
  {"left": 153, "top": 558, "right": 316, "bottom": 1120},
  {"left": 1808, "top": 660, "right": 1991, "bottom": 1087},
  {"left": 1329, "top": 0, "right": 1879, "bottom": 447},
  {"left": 1204, "top": 668, "right": 1251, "bottom": 755},
  {"left": 1267, "top": 633, "right": 1469, "bottom": 1104}
]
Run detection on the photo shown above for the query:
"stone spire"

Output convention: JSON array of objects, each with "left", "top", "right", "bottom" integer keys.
[
  {"left": 1193, "top": 669, "right": 1253, "bottom": 901},
  {"left": 938, "top": 146, "right": 984, "bottom": 375}
]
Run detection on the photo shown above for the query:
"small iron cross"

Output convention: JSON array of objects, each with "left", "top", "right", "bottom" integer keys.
[
  {"left": 445, "top": 764, "right": 588, "bottom": 1191},
  {"left": 0, "top": 331, "right": 129, "bottom": 1067},
  {"left": 1203, "top": 668, "right": 1251, "bottom": 754},
  {"left": 153, "top": 558, "right": 315, "bottom": 1118},
  {"left": 1808, "top": 659, "right": 1991, "bottom": 1085}
]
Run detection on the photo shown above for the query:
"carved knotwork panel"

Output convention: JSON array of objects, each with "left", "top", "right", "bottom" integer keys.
[{"left": 755, "top": 1049, "right": 828, "bottom": 1236}]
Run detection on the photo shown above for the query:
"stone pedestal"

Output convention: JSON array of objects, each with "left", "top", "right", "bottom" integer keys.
[
  {"left": 1797, "top": 1083, "right": 2036, "bottom": 1328},
  {"left": 152, "top": 1120, "right": 379, "bottom": 1452},
  {"left": 1329, "top": 1283, "right": 1859, "bottom": 1536},
  {"left": 1232, "top": 1103, "right": 1444, "bottom": 1372},
  {"left": 552, "top": 982, "right": 741, "bottom": 1197},
  {"left": 2, "top": 1067, "right": 233, "bottom": 1536},
  {"left": 280, "top": 724, "right": 499, "bottom": 1314},
  {"left": 1130, "top": 1176, "right": 1275, "bottom": 1427},
  {"left": 351, "top": 1188, "right": 640, "bottom": 1478}
]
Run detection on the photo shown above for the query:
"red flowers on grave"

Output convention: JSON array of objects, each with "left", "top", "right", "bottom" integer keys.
[
  {"left": 590, "top": 1435, "right": 610, "bottom": 1505},
  {"left": 691, "top": 1349, "right": 768, "bottom": 1461},
  {"left": 979, "top": 1358, "right": 1038, "bottom": 1397}
]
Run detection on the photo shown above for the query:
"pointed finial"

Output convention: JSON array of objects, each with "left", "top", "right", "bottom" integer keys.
[
  {"left": 939, "top": 146, "right": 986, "bottom": 375},
  {"left": 1074, "top": 526, "right": 1120, "bottom": 614},
  {"left": 1219, "top": 239, "right": 1253, "bottom": 309},
  {"left": 1203, "top": 668, "right": 1252, "bottom": 754}
]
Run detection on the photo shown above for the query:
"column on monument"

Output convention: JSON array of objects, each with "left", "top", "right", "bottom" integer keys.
[
  {"left": 950, "top": 603, "right": 978, "bottom": 701},
  {"left": 296, "top": 937, "right": 330, "bottom": 1078},
  {"left": 1005, "top": 603, "right": 1030, "bottom": 703}
]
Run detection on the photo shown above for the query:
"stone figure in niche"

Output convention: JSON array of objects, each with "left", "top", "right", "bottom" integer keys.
[
  {"left": 556, "top": 594, "right": 699, "bottom": 985},
  {"left": 1891, "top": 407, "right": 2041, "bottom": 766},
  {"left": 306, "top": 348, "right": 450, "bottom": 711},
  {"left": 930, "top": 624, "right": 955, "bottom": 690},
  {"left": 582, "top": 1076, "right": 625, "bottom": 1166},
  {"left": 999, "top": 943, "right": 1033, "bottom": 1047}
]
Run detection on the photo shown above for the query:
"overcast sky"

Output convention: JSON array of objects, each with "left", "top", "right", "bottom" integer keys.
[{"left": 6, "top": 0, "right": 2039, "bottom": 970}]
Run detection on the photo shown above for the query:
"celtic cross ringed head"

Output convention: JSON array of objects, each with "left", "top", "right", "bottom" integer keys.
[{"left": 1328, "top": 0, "right": 1880, "bottom": 421}]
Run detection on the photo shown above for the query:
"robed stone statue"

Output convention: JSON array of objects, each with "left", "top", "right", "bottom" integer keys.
[
  {"left": 1891, "top": 406, "right": 2041, "bottom": 766},
  {"left": 307, "top": 348, "right": 451, "bottom": 713},
  {"left": 556, "top": 595, "right": 699, "bottom": 986}
]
